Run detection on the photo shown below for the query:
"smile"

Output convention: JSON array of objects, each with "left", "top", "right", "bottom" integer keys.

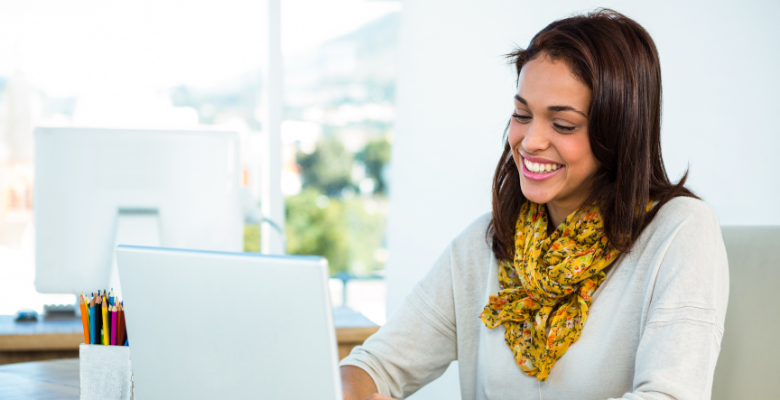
[{"left": 521, "top": 156, "right": 564, "bottom": 181}]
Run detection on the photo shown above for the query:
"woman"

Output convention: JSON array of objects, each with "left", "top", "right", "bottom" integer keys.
[{"left": 340, "top": 9, "right": 729, "bottom": 400}]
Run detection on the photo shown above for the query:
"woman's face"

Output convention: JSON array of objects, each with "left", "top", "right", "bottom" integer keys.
[{"left": 508, "top": 55, "right": 598, "bottom": 209}]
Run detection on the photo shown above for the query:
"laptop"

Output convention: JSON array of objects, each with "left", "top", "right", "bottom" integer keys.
[{"left": 115, "top": 245, "right": 343, "bottom": 399}]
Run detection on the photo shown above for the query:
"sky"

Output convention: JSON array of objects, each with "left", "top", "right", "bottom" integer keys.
[{"left": 0, "top": 0, "right": 401, "bottom": 97}]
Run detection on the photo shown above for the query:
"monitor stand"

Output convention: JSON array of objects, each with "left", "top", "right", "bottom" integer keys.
[{"left": 107, "top": 209, "right": 161, "bottom": 300}]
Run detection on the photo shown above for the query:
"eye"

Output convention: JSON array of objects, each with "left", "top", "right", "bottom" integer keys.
[
  {"left": 512, "top": 113, "right": 531, "bottom": 123},
  {"left": 553, "top": 123, "right": 575, "bottom": 133}
]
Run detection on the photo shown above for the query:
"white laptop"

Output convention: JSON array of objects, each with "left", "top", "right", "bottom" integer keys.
[{"left": 116, "top": 245, "right": 343, "bottom": 399}]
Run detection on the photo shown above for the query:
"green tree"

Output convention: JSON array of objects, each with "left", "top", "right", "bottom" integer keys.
[
  {"left": 285, "top": 189, "right": 350, "bottom": 274},
  {"left": 297, "top": 137, "right": 354, "bottom": 196},
  {"left": 243, "top": 224, "right": 261, "bottom": 252},
  {"left": 342, "top": 196, "right": 387, "bottom": 275},
  {"left": 283, "top": 188, "right": 387, "bottom": 276},
  {"left": 356, "top": 138, "right": 391, "bottom": 194}
]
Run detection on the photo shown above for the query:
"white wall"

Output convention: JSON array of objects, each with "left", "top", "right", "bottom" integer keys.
[{"left": 388, "top": 1, "right": 780, "bottom": 398}]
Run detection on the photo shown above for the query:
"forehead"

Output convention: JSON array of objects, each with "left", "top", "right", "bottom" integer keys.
[{"left": 517, "top": 56, "right": 591, "bottom": 109}]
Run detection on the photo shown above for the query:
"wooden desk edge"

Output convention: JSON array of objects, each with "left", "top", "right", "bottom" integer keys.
[
  {"left": 0, "top": 334, "right": 84, "bottom": 351},
  {"left": 335, "top": 326, "right": 380, "bottom": 343},
  {"left": 0, "top": 326, "right": 380, "bottom": 352}
]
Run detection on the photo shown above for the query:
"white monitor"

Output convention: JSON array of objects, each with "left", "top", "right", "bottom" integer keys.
[{"left": 34, "top": 127, "right": 243, "bottom": 296}]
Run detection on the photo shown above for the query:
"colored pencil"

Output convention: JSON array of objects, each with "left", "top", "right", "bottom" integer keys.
[
  {"left": 94, "top": 294, "right": 102, "bottom": 345},
  {"left": 101, "top": 296, "right": 109, "bottom": 345},
  {"left": 121, "top": 302, "right": 128, "bottom": 346},
  {"left": 110, "top": 306, "right": 118, "bottom": 345},
  {"left": 104, "top": 295, "right": 111, "bottom": 344},
  {"left": 89, "top": 295, "right": 97, "bottom": 345},
  {"left": 108, "top": 288, "right": 115, "bottom": 307},
  {"left": 79, "top": 294, "right": 90, "bottom": 344},
  {"left": 105, "top": 295, "right": 112, "bottom": 343},
  {"left": 116, "top": 302, "right": 125, "bottom": 346},
  {"left": 122, "top": 302, "right": 127, "bottom": 346},
  {"left": 116, "top": 304, "right": 121, "bottom": 346}
]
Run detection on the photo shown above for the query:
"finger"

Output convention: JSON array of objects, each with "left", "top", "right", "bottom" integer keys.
[{"left": 363, "top": 395, "right": 398, "bottom": 400}]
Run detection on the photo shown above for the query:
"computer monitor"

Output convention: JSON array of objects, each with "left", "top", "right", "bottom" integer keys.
[{"left": 33, "top": 127, "right": 243, "bottom": 296}]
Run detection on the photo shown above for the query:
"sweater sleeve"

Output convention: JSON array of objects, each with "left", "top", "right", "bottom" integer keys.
[
  {"left": 613, "top": 199, "right": 730, "bottom": 400},
  {"left": 339, "top": 243, "right": 458, "bottom": 399}
]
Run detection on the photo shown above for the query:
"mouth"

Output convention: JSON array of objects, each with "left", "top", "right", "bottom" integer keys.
[{"left": 521, "top": 156, "right": 564, "bottom": 181}]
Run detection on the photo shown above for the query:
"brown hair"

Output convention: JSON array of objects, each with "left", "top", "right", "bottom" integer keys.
[{"left": 488, "top": 9, "right": 698, "bottom": 261}]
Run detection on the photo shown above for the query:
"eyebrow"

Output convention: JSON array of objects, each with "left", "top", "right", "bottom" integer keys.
[{"left": 514, "top": 94, "right": 588, "bottom": 119}]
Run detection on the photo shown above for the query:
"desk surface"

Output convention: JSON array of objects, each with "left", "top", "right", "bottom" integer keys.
[
  {"left": 0, "top": 306, "right": 377, "bottom": 334},
  {"left": 0, "top": 306, "right": 378, "bottom": 351},
  {"left": 0, "top": 358, "right": 79, "bottom": 399},
  {"left": 0, "top": 307, "right": 379, "bottom": 399}
]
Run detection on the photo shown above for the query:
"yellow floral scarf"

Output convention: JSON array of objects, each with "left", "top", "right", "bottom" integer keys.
[{"left": 480, "top": 201, "right": 619, "bottom": 381}]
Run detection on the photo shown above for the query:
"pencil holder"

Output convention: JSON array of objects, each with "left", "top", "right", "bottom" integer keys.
[{"left": 79, "top": 344, "right": 134, "bottom": 400}]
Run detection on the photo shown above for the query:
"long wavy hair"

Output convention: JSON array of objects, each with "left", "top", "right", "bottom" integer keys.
[{"left": 488, "top": 9, "right": 698, "bottom": 261}]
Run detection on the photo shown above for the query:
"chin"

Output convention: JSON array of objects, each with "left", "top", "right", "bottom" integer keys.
[{"left": 520, "top": 182, "right": 555, "bottom": 205}]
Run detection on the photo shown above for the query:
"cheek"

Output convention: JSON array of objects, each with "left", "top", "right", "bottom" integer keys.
[
  {"left": 507, "top": 120, "right": 524, "bottom": 153},
  {"left": 558, "top": 136, "right": 598, "bottom": 179}
]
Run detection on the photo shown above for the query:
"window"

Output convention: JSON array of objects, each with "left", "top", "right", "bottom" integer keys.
[{"left": 0, "top": 0, "right": 398, "bottom": 325}]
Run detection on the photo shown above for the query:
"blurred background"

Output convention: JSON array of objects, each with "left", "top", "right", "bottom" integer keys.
[
  {"left": 0, "top": 1, "right": 778, "bottom": 399},
  {"left": 0, "top": 0, "right": 399, "bottom": 324}
]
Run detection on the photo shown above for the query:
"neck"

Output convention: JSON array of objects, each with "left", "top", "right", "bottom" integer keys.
[{"left": 546, "top": 200, "right": 579, "bottom": 235}]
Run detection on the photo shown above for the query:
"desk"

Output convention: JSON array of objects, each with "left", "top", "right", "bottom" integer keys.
[
  {"left": 0, "top": 307, "right": 379, "bottom": 365},
  {"left": 0, "top": 358, "right": 79, "bottom": 399}
]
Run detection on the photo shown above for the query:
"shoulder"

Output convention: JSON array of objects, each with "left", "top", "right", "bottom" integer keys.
[
  {"left": 652, "top": 196, "right": 719, "bottom": 227},
  {"left": 628, "top": 196, "right": 725, "bottom": 267},
  {"left": 639, "top": 196, "right": 726, "bottom": 265},
  {"left": 644, "top": 196, "right": 722, "bottom": 246},
  {"left": 412, "top": 212, "right": 495, "bottom": 317},
  {"left": 450, "top": 212, "right": 493, "bottom": 253},
  {"left": 443, "top": 212, "right": 495, "bottom": 287}
]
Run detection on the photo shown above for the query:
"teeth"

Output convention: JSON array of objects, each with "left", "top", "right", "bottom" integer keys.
[{"left": 524, "top": 158, "right": 562, "bottom": 174}]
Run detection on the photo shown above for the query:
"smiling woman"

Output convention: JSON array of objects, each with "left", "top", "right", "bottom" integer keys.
[
  {"left": 340, "top": 9, "right": 728, "bottom": 400},
  {"left": 490, "top": 12, "right": 697, "bottom": 259},
  {"left": 508, "top": 56, "right": 598, "bottom": 234}
]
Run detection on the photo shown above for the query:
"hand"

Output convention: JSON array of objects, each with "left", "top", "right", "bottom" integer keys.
[{"left": 342, "top": 392, "right": 399, "bottom": 400}]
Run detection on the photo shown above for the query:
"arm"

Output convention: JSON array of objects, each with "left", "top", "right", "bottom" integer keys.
[
  {"left": 613, "top": 201, "right": 729, "bottom": 400},
  {"left": 339, "top": 243, "right": 459, "bottom": 399},
  {"left": 341, "top": 366, "right": 379, "bottom": 400}
]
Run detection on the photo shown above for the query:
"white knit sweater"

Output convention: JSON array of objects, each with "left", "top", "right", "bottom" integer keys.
[{"left": 340, "top": 197, "right": 729, "bottom": 400}]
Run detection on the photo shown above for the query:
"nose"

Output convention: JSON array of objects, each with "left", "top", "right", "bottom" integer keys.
[{"left": 521, "top": 122, "right": 549, "bottom": 154}]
